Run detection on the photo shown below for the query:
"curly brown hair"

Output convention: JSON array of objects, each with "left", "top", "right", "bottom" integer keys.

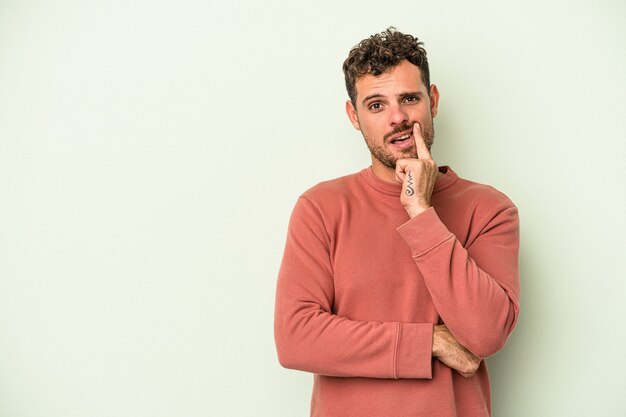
[{"left": 342, "top": 27, "right": 430, "bottom": 106}]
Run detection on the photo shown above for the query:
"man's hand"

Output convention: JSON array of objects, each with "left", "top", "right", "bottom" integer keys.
[
  {"left": 395, "top": 123, "right": 438, "bottom": 218},
  {"left": 432, "top": 324, "right": 482, "bottom": 377}
]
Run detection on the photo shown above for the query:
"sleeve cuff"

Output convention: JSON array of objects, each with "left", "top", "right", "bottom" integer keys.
[
  {"left": 395, "top": 322, "right": 433, "bottom": 379},
  {"left": 396, "top": 207, "right": 454, "bottom": 257}
]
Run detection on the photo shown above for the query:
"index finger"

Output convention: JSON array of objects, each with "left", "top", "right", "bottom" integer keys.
[{"left": 413, "top": 123, "right": 432, "bottom": 160}]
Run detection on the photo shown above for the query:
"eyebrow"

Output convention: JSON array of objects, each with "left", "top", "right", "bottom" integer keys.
[
  {"left": 400, "top": 91, "right": 424, "bottom": 100},
  {"left": 361, "top": 91, "right": 424, "bottom": 106},
  {"left": 361, "top": 93, "right": 384, "bottom": 106}
]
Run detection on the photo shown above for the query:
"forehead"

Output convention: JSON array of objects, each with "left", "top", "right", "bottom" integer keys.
[{"left": 355, "top": 60, "right": 426, "bottom": 102}]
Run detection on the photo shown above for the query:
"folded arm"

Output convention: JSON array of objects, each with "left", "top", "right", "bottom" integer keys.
[
  {"left": 397, "top": 206, "right": 520, "bottom": 358},
  {"left": 274, "top": 197, "right": 434, "bottom": 379}
]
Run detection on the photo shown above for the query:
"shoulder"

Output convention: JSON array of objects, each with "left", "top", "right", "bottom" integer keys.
[
  {"left": 287, "top": 170, "right": 366, "bottom": 229},
  {"left": 437, "top": 170, "right": 519, "bottom": 232},
  {"left": 284, "top": 171, "right": 363, "bottom": 239},
  {"left": 437, "top": 167, "right": 514, "bottom": 210},
  {"left": 450, "top": 174, "right": 516, "bottom": 212},
  {"left": 439, "top": 172, "right": 519, "bottom": 245},
  {"left": 300, "top": 170, "right": 364, "bottom": 204}
]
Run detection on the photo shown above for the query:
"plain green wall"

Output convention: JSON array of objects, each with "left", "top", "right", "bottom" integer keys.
[{"left": 1, "top": 0, "right": 624, "bottom": 415}]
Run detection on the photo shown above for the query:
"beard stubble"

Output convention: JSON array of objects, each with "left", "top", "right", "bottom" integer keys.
[{"left": 364, "top": 121, "right": 435, "bottom": 169}]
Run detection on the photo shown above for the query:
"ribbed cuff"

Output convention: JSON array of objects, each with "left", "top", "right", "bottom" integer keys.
[
  {"left": 395, "top": 322, "right": 433, "bottom": 379},
  {"left": 396, "top": 207, "right": 454, "bottom": 257}
]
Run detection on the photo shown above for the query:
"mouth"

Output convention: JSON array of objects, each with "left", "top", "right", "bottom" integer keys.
[{"left": 388, "top": 130, "right": 414, "bottom": 149}]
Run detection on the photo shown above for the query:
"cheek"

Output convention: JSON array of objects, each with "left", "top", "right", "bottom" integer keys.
[{"left": 359, "top": 117, "right": 384, "bottom": 138}]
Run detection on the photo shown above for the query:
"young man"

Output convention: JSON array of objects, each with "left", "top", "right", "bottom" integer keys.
[{"left": 274, "top": 28, "right": 520, "bottom": 417}]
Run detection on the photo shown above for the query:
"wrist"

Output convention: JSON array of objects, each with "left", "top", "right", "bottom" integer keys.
[
  {"left": 431, "top": 325, "right": 443, "bottom": 357},
  {"left": 406, "top": 204, "right": 430, "bottom": 218}
]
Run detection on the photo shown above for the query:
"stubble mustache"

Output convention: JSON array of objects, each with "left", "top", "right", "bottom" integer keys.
[{"left": 383, "top": 122, "right": 415, "bottom": 143}]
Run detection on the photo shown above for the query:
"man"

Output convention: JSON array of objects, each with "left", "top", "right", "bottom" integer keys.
[{"left": 274, "top": 27, "right": 520, "bottom": 417}]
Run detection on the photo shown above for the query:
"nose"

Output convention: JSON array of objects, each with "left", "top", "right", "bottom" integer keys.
[{"left": 388, "top": 103, "right": 408, "bottom": 126}]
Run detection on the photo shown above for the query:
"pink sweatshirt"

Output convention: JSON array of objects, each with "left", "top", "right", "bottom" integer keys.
[{"left": 274, "top": 166, "right": 520, "bottom": 417}]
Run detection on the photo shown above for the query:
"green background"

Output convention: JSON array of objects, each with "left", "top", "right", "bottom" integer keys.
[{"left": 1, "top": 0, "right": 624, "bottom": 415}]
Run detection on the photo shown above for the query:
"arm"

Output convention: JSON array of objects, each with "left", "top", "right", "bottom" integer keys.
[
  {"left": 397, "top": 205, "right": 520, "bottom": 358},
  {"left": 274, "top": 196, "right": 434, "bottom": 379},
  {"left": 395, "top": 123, "right": 520, "bottom": 358}
]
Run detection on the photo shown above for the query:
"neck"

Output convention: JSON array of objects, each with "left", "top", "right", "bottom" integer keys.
[{"left": 371, "top": 161, "right": 398, "bottom": 183}]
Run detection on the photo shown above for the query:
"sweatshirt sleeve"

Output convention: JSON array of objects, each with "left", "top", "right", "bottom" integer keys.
[
  {"left": 274, "top": 197, "right": 433, "bottom": 379},
  {"left": 396, "top": 205, "right": 520, "bottom": 358}
]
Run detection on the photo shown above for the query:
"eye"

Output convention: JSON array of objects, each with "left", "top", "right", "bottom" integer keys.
[
  {"left": 403, "top": 95, "right": 420, "bottom": 104},
  {"left": 368, "top": 102, "right": 383, "bottom": 112}
]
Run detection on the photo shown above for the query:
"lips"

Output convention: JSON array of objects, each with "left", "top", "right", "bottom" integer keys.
[
  {"left": 388, "top": 130, "right": 414, "bottom": 149},
  {"left": 388, "top": 130, "right": 413, "bottom": 143}
]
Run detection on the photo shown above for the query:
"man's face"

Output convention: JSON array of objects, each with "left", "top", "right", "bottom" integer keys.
[{"left": 346, "top": 60, "right": 440, "bottom": 170}]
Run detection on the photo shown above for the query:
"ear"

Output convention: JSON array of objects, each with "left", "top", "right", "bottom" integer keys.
[
  {"left": 345, "top": 100, "right": 361, "bottom": 131},
  {"left": 429, "top": 84, "right": 440, "bottom": 118}
]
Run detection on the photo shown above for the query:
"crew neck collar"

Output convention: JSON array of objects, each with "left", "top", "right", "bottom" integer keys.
[{"left": 360, "top": 165, "right": 458, "bottom": 196}]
